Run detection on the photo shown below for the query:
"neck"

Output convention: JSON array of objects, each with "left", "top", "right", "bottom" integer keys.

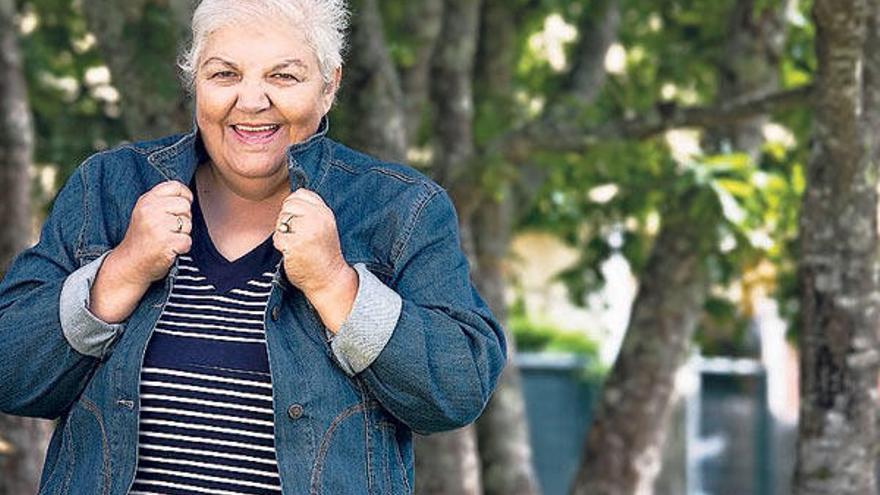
[{"left": 195, "top": 163, "right": 288, "bottom": 224}]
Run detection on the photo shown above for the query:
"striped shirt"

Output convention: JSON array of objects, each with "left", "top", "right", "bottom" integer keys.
[{"left": 129, "top": 195, "right": 284, "bottom": 495}]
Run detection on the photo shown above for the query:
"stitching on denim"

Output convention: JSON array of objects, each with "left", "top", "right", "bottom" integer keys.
[
  {"left": 378, "top": 422, "right": 410, "bottom": 494},
  {"left": 389, "top": 186, "right": 443, "bottom": 273},
  {"left": 358, "top": 384, "right": 374, "bottom": 494},
  {"left": 73, "top": 165, "right": 90, "bottom": 262},
  {"left": 312, "top": 140, "right": 333, "bottom": 189},
  {"left": 309, "top": 400, "right": 380, "bottom": 495},
  {"left": 61, "top": 412, "right": 73, "bottom": 495},
  {"left": 326, "top": 158, "right": 427, "bottom": 188},
  {"left": 146, "top": 132, "right": 195, "bottom": 179},
  {"left": 328, "top": 158, "right": 355, "bottom": 174},
  {"left": 381, "top": 424, "right": 391, "bottom": 494},
  {"left": 79, "top": 397, "right": 112, "bottom": 494},
  {"left": 369, "top": 167, "right": 420, "bottom": 184}
]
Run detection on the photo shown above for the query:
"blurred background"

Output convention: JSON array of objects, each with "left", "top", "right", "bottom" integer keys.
[{"left": 1, "top": 0, "right": 876, "bottom": 494}]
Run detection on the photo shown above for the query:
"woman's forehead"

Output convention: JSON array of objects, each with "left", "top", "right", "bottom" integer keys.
[{"left": 200, "top": 22, "right": 317, "bottom": 69}]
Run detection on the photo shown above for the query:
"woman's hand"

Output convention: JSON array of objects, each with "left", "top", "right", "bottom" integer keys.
[
  {"left": 273, "top": 188, "right": 358, "bottom": 333},
  {"left": 90, "top": 181, "right": 193, "bottom": 323},
  {"left": 114, "top": 181, "right": 194, "bottom": 284},
  {"left": 272, "top": 188, "right": 347, "bottom": 293}
]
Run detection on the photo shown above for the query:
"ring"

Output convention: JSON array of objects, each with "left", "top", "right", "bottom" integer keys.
[
  {"left": 278, "top": 214, "right": 294, "bottom": 233},
  {"left": 175, "top": 216, "right": 183, "bottom": 233}
]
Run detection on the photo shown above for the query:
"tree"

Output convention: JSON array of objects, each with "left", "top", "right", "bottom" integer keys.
[
  {"left": 15, "top": 1, "right": 822, "bottom": 493},
  {"left": 0, "top": 0, "right": 52, "bottom": 491},
  {"left": 794, "top": 0, "right": 880, "bottom": 492}
]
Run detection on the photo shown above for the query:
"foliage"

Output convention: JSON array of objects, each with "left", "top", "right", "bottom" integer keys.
[
  {"left": 507, "top": 299, "right": 606, "bottom": 378},
  {"left": 512, "top": 0, "right": 813, "bottom": 355},
  {"left": 12, "top": 0, "right": 815, "bottom": 355},
  {"left": 17, "top": 0, "right": 127, "bottom": 188}
]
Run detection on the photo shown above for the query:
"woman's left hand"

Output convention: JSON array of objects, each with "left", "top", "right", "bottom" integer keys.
[{"left": 272, "top": 188, "right": 352, "bottom": 297}]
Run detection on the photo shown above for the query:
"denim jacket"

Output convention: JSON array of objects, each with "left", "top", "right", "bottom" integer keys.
[{"left": 0, "top": 118, "right": 507, "bottom": 494}]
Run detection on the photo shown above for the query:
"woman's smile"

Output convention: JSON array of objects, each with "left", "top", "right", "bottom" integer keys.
[{"left": 229, "top": 122, "right": 283, "bottom": 146}]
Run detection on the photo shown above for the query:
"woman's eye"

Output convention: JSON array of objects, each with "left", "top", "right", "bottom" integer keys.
[
  {"left": 210, "top": 71, "right": 237, "bottom": 79},
  {"left": 271, "top": 73, "right": 300, "bottom": 82}
]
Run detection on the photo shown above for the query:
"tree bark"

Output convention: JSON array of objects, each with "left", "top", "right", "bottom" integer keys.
[
  {"left": 471, "top": 192, "right": 542, "bottom": 495},
  {"left": 569, "top": 189, "right": 716, "bottom": 495},
  {"left": 704, "top": 0, "right": 784, "bottom": 160},
  {"left": 399, "top": 0, "right": 444, "bottom": 141},
  {"left": 793, "top": 0, "right": 880, "bottom": 492},
  {"left": 412, "top": 2, "right": 485, "bottom": 494},
  {"left": 81, "top": 0, "right": 192, "bottom": 140},
  {"left": 0, "top": 0, "right": 53, "bottom": 491},
  {"left": 335, "top": 0, "right": 407, "bottom": 162},
  {"left": 469, "top": 2, "right": 542, "bottom": 494}
]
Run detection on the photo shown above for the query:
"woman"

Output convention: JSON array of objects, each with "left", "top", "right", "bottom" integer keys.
[{"left": 0, "top": 0, "right": 507, "bottom": 493}]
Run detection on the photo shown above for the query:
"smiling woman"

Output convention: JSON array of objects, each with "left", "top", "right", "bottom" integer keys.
[{"left": 0, "top": 0, "right": 507, "bottom": 494}]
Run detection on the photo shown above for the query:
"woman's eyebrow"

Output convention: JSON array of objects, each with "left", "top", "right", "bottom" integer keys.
[
  {"left": 201, "top": 57, "right": 240, "bottom": 70},
  {"left": 270, "top": 58, "right": 308, "bottom": 72}
]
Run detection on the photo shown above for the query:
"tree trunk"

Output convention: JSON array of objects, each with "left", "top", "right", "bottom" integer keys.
[
  {"left": 793, "top": 0, "right": 880, "bottom": 492},
  {"left": 569, "top": 190, "right": 715, "bottom": 495},
  {"left": 471, "top": 193, "right": 542, "bottom": 495},
  {"left": 398, "top": 0, "right": 444, "bottom": 142},
  {"left": 334, "top": 0, "right": 407, "bottom": 162},
  {"left": 0, "top": 0, "right": 53, "bottom": 491},
  {"left": 469, "top": 2, "right": 541, "bottom": 493},
  {"left": 412, "top": 1, "right": 485, "bottom": 494},
  {"left": 81, "top": 0, "right": 192, "bottom": 140}
]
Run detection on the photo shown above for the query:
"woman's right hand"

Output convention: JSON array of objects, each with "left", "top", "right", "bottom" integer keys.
[
  {"left": 89, "top": 181, "right": 193, "bottom": 323},
  {"left": 113, "top": 181, "right": 194, "bottom": 284}
]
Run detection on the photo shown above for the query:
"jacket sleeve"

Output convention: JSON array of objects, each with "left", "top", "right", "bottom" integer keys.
[
  {"left": 0, "top": 163, "right": 124, "bottom": 419},
  {"left": 331, "top": 187, "right": 508, "bottom": 434}
]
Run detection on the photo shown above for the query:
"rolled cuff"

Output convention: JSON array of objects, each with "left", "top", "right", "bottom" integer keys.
[
  {"left": 59, "top": 251, "right": 125, "bottom": 358},
  {"left": 331, "top": 263, "right": 402, "bottom": 376}
]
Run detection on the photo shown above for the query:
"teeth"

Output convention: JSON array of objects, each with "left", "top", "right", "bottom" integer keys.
[{"left": 235, "top": 124, "right": 279, "bottom": 132}]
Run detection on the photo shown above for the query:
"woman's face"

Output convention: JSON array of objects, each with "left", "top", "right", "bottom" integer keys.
[{"left": 195, "top": 20, "right": 339, "bottom": 185}]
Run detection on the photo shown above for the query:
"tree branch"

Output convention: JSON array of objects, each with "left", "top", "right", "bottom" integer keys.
[
  {"left": 82, "top": 0, "right": 192, "bottom": 140},
  {"left": 502, "top": 84, "right": 815, "bottom": 163},
  {"left": 561, "top": 0, "right": 620, "bottom": 105}
]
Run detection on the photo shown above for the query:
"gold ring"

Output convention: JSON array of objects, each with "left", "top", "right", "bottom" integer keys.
[
  {"left": 279, "top": 214, "right": 295, "bottom": 233},
  {"left": 175, "top": 216, "right": 184, "bottom": 233}
]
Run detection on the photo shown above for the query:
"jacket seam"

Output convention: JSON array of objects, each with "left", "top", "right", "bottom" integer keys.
[
  {"left": 389, "top": 186, "right": 443, "bottom": 274},
  {"left": 309, "top": 400, "right": 380, "bottom": 495},
  {"left": 378, "top": 422, "right": 410, "bottom": 493},
  {"left": 79, "top": 397, "right": 112, "bottom": 495},
  {"left": 74, "top": 165, "right": 89, "bottom": 260},
  {"left": 327, "top": 158, "right": 424, "bottom": 186}
]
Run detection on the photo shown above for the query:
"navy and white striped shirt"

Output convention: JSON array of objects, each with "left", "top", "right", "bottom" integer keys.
[{"left": 129, "top": 196, "right": 284, "bottom": 495}]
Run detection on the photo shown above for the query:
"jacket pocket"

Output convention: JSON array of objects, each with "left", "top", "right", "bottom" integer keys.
[
  {"left": 310, "top": 401, "right": 376, "bottom": 495},
  {"left": 38, "top": 414, "right": 73, "bottom": 495},
  {"left": 43, "top": 397, "right": 112, "bottom": 495}
]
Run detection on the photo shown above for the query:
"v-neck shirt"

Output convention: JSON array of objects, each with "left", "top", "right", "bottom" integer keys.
[
  {"left": 189, "top": 192, "right": 281, "bottom": 293},
  {"left": 129, "top": 187, "right": 283, "bottom": 495}
]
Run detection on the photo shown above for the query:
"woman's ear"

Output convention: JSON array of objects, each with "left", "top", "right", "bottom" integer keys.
[{"left": 322, "top": 67, "right": 342, "bottom": 111}]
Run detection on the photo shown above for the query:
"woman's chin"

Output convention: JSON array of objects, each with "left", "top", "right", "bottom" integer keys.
[{"left": 220, "top": 156, "right": 289, "bottom": 181}]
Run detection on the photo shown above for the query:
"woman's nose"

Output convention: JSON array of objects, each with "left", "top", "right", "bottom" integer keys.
[{"left": 235, "top": 79, "right": 271, "bottom": 113}]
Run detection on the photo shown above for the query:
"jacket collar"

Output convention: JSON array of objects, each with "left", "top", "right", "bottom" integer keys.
[{"left": 147, "top": 116, "right": 331, "bottom": 192}]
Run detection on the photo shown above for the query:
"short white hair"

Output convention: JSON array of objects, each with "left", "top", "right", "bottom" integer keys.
[{"left": 179, "top": 0, "right": 349, "bottom": 89}]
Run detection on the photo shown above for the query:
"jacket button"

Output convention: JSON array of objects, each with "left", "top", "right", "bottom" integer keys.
[
  {"left": 287, "top": 403, "right": 304, "bottom": 419},
  {"left": 271, "top": 306, "right": 280, "bottom": 321}
]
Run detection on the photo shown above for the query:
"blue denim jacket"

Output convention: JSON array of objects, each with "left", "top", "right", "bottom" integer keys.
[{"left": 0, "top": 118, "right": 507, "bottom": 494}]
